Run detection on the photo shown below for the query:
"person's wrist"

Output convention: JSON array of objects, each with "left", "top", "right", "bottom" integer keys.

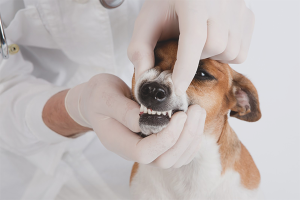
[
  {"left": 65, "top": 83, "right": 92, "bottom": 128},
  {"left": 43, "top": 89, "right": 91, "bottom": 137}
]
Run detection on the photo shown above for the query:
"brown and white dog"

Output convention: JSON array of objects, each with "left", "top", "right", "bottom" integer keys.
[{"left": 130, "top": 40, "right": 263, "bottom": 200}]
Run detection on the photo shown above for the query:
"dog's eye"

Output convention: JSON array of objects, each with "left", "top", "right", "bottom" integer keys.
[
  {"left": 200, "top": 72, "right": 206, "bottom": 77},
  {"left": 194, "top": 70, "right": 215, "bottom": 81}
]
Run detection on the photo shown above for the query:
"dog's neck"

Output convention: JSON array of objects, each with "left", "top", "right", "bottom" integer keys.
[
  {"left": 202, "top": 115, "right": 241, "bottom": 174},
  {"left": 198, "top": 114, "right": 260, "bottom": 189}
]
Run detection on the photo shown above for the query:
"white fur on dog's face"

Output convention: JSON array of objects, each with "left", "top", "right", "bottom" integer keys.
[{"left": 135, "top": 67, "right": 189, "bottom": 136}]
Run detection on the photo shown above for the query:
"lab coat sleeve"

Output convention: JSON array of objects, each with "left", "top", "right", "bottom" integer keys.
[{"left": 0, "top": 48, "right": 72, "bottom": 161}]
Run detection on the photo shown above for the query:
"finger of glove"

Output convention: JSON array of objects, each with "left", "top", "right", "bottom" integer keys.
[
  {"left": 172, "top": 109, "right": 206, "bottom": 168},
  {"left": 230, "top": 9, "right": 255, "bottom": 64},
  {"left": 136, "top": 112, "right": 187, "bottom": 164},
  {"left": 180, "top": 136, "right": 203, "bottom": 167},
  {"left": 97, "top": 92, "right": 141, "bottom": 133},
  {"left": 210, "top": 30, "right": 242, "bottom": 62},
  {"left": 86, "top": 74, "right": 141, "bottom": 132},
  {"left": 92, "top": 116, "right": 143, "bottom": 161},
  {"left": 151, "top": 105, "right": 204, "bottom": 169},
  {"left": 200, "top": 19, "right": 228, "bottom": 59},
  {"left": 210, "top": 5, "right": 244, "bottom": 62},
  {"left": 213, "top": 1, "right": 245, "bottom": 63},
  {"left": 128, "top": 0, "right": 167, "bottom": 81},
  {"left": 183, "top": 113, "right": 206, "bottom": 166},
  {"left": 172, "top": 4, "right": 208, "bottom": 96}
]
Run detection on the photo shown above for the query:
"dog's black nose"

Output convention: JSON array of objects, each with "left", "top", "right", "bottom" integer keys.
[{"left": 139, "top": 82, "right": 169, "bottom": 107}]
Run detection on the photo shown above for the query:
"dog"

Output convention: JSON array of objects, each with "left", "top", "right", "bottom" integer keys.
[{"left": 130, "top": 40, "right": 263, "bottom": 200}]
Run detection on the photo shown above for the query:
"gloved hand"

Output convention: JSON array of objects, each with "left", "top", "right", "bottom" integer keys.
[
  {"left": 128, "top": 0, "right": 255, "bottom": 96},
  {"left": 65, "top": 74, "right": 206, "bottom": 168}
]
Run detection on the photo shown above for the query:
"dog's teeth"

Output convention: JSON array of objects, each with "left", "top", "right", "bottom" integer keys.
[
  {"left": 168, "top": 110, "right": 172, "bottom": 118},
  {"left": 152, "top": 110, "right": 156, "bottom": 115},
  {"left": 162, "top": 111, "right": 166, "bottom": 115},
  {"left": 148, "top": 109, "right": 152, "bottom": 114},
  {"left": 143, "top": 106, "right": 147, "bottom": 113},
  {"left": 157, "top": 111, "right": 161, "bottom": 115},
  {"left": 140, "top": 104, "right": 144, "bottom": 113}
]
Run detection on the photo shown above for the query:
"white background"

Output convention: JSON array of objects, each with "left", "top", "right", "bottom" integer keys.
[{"left": 229, "top": 1, "right": 300, "bottom": 200}]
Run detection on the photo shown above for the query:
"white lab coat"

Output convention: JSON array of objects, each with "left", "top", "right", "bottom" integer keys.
[{"left": 0, "top": 0, "right": 144, "bottom": 199}]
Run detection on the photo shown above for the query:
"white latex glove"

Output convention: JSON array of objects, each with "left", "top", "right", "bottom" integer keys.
[
  {"left": 65, "top": 74, "right": 206, "bottom": 168},
  {"left": 128, "top": 0, "right": 255, "bottom": 96}
]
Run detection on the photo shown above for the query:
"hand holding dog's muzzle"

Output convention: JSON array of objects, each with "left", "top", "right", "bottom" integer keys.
[
  {"left": 65, "top": 74, "right": 205, "bottom": 167},
  {"left": 65, "top": 74, "right": 141, "bottom": 132}
]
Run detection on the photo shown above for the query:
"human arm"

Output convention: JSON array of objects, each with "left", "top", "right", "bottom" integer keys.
[{"left": 42, "top": 89, "right": 91, "bottom": 137}]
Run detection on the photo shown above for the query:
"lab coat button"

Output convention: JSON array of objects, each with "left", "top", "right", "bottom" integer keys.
[
  {"left": 73, "top": 0, "right": 89, "bottom": 3},
  {"left": 8, "top": 44, "right": 19, "bottom": 55}
]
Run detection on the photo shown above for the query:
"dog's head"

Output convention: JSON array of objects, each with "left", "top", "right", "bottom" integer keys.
[{"left": 132, "top": 40, "right": 261, "bottom": 136}]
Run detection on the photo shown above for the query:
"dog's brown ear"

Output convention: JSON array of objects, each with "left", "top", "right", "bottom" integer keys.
[{"left": 230, "top": 71, "right": 261, "bottom": 122}]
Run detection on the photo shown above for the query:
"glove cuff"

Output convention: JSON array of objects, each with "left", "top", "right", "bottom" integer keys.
[{"left": 65, "top": 83, "right": 92, "bottom": 128}]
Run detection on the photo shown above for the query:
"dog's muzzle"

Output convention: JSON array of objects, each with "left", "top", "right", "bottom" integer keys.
[{"left": 135, "top": 68, "right": 189, "bottom": 136}]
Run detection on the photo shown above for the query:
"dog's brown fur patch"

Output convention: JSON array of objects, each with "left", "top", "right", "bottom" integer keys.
[
  {"left": 217, "top": 117, "right": 241, "bottom": 173},
  {"left": 234, "top": 143, "right": 261, "bottom": 189}
]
